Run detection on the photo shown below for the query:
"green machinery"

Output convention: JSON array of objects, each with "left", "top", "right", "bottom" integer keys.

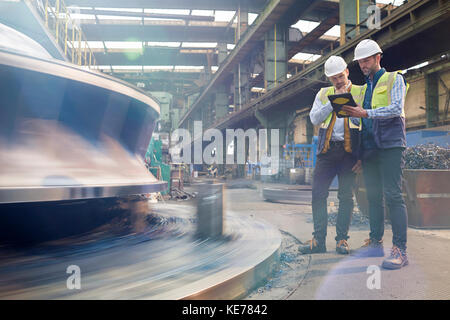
[
  {"left": 145, "top": 137, "right": 171, "bottom": 195},
  {"left": 150, "top": 91, "right": 173, "bottom": 132}
]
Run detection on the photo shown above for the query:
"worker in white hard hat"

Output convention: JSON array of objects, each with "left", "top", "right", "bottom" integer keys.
[
  {"left": 299, "top": 56, "right": 365, "bottom": 255},
  {"left": 342, "top": 39, "right": 409, "bottom": 269}
]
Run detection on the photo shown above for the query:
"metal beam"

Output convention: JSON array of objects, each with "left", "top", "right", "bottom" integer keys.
[
  {"left": 78, "top": 19, "right": 233, "bottom": 27},
  {"left": 117, "top": 72, "right": 202, "bottom": 81},
  {"left": 299, "top": 0, "right": 340, "bottom": 22},
  {"left": 81, "top": 23, "right": 235, "bottom": 42},
  {"left": 64, "top": 0, "right": 267, "bottom": 13},
  {"left": 89, "top": 38, "right": 335, "bottom": 66},
  {"left": 288, "top": 13, "right": 339, "bottom": 60},
  {"left": 77, "top": 9, "right": 215, "bottom": 21},
  {"left": 64, "top": 0, "right": 341, "bottom": 23},
  {"left": 207, "top": 0, "right": 450, "bottom": 130},
  {"left": 265, "top": 24, "right": 288, "bottom": 90},
  {"left": 111, "top": 76, "right": 200, "bottom": 94},
  {"left": 93, "top": 48, "right": 218, "bottom": 66},
  {"left": 290, "top": 36, "right": 339, "bottom": 56},
  {"left": 280, "top": 0, "right": 333, "bottom": 27},
  {"left": 250, "top": 60, "right": 310, "bottom": 88},
  {"left": 178, "top": 0, "right": 310, "bottom": 127}
]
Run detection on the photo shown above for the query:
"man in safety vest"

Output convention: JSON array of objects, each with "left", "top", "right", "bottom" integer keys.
[
  {"left": 342, "top": 39, "right": 409, "bottom": 269},
  {"left": 299, "top": 56, "right": 364, "bottom": 255}
]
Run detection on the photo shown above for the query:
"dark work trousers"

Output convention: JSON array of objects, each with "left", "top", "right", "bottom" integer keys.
[
  {"left": 311, "top": 141, "right": 357, "bottom": 244},
  {"left": 362, "top": 147, "right": 408, "bottom": 250}
]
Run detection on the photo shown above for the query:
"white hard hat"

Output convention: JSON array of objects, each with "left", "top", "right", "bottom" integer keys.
[
  {"left": 353, "top": 39, "right": 383, "bottom": 61},
  {"left": 324, "top": 56, "right": 347, "bottom": 77}
]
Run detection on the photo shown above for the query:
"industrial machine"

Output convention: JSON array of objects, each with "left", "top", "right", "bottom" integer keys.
[
  {"left": 0, "top": 23, "right": 166, "bottom": 242},
  {"left": 0, "top": 25, "right": 279, "bottom": 301}
]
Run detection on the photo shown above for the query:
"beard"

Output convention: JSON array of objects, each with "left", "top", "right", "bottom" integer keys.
[{"left": 361, "top": 69, "right": 371, "bottom": 76}]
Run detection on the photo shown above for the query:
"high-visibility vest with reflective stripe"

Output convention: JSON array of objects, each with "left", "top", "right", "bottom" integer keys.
[
  {"left": 318, "top": 84, "right": 365, "bottom": 129},
  {"left": 361, "top": 70, "right": 409, "bottom": 149},
  {"left": 361, "top": 70, "right": 409, "bottom": 116},
  {"left": 315, "top": 84, "right": 365, "bottom": 156}
]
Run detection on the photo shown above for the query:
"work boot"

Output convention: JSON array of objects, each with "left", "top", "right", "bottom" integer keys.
[
  {"left": 336, "top": 239, "right": 350, "bottom": 254},
  {"left": 358, "top": 238, "right": 384, "bottom": 257},
  {"left": 298, "top": 237, "right": 326, "bottom": 254},
  {"left": 382, "top": 246, "right": 408, "bottom": 270}
]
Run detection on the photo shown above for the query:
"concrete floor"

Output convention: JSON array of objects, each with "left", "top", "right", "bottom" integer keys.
[{"left": 222, "top": 181, "right": 450, "bottom": 300}]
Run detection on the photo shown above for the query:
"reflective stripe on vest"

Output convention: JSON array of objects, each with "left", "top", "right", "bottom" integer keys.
[
  {"left": 318, "top": 85, "right": 364, "bottom": 130},
  {"left": 362, "top": 71, "right": 408, "bottom": 117}
]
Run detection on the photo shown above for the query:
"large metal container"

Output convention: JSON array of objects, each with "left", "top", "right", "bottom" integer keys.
[
  {"left": 289, "top": 168, "right": 305, "bottom": 184},
  {"left": 304, "top": 167, "right": 314, "bottom": 185},
  {"left": 403, "top": 169, "right": 450, "bottom": 228},
  {"left": 353, "top": 172, "right": 389, "bottom": 219},
  {"left": 196, "top": 183, "right": 224, "bottom": 239}
]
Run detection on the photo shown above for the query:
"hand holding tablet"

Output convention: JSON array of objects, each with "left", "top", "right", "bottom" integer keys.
[{"left": 327, "top": 93, "right": 357, "bottom": 118}]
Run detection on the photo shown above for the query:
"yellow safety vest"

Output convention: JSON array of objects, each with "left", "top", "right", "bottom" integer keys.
[
  {"left": 317, "top": 84, "right": 365, "bottom": 153},
  {"left": 319, "top": 85, "right": 365, "bottom": 129},
  {"left": 361, "top": 70, "right": 409, "bottom": 116}
]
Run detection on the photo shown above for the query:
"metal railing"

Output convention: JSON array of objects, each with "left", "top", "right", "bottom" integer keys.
[
  {"left": 283, "top": 143, "right": 317, "bottom": 168},
  {"left": 36, "top": 0, "right": 96, "bottom": 67}
]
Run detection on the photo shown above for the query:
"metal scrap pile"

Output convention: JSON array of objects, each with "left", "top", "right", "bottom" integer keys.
[
  {"left": 306, "top": 209, "right": 371, "bottom": 227},
  {"left": 404, "top": 143, "right": 450, "bottom": 169},
  {"left": 327, "top": 210, "right": 370, "bottom": 227}
]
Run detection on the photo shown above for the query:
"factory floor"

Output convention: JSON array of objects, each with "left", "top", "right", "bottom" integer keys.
[{"left": 217, "top": 181, "right": 450, "bottom": 300}]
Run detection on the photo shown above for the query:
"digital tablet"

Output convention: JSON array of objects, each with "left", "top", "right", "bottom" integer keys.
[{"left": 327, "top": 93, "right": 357, "bottom": 118}]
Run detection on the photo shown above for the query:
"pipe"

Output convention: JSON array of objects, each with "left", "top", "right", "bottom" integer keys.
[
  {"left": 64, "top": 13, "right": 68, "bottom": 55},
  {"left": 71, "top": 25, "right": 75, "bottom": 63},
  {"left": 356, "top": 0, "right": 360, "bottom": 35},
  {"left": 55, "top": 0, "right": 60, "bottom": 40},
  {"left": 274, "top": 23, "right": 277, "bottom": 87}
]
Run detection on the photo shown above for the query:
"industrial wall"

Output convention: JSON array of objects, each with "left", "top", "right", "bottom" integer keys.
[
  {"left": 293, "top": 116, "right": 309, "bottom": 144},
  {"left": 404, "top": 69, "right": 450, "bottom": 129}
]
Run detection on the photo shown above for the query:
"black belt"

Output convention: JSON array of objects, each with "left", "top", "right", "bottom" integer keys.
[{"left": 329, "top": 140, "right": 344, "bottom": 145}]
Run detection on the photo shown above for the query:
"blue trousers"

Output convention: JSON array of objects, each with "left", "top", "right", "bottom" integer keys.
[
  {"left": 362, "top": 147, "right": 408, "bottom": 250},
  {"left": 311, "top": 142, "right": 357, "bottom": 243}
]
